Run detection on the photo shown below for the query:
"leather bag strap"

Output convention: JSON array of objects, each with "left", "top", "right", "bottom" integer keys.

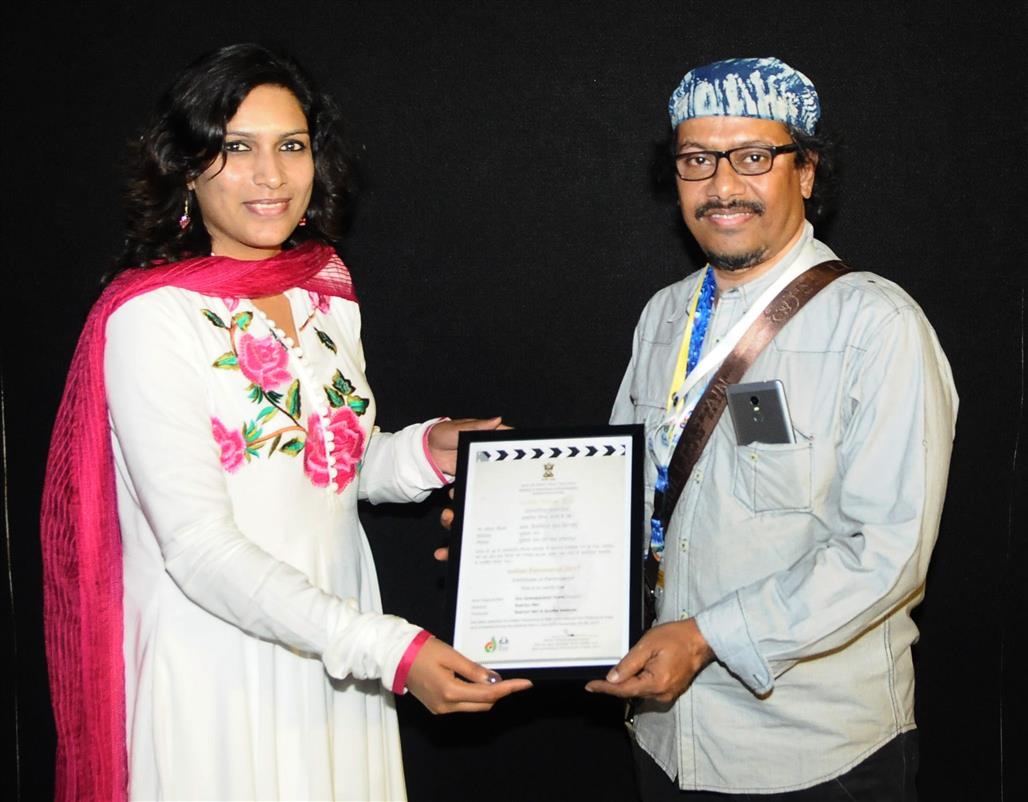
[{"left": 644, "top": 260, "right": 852, "bottom": 611}]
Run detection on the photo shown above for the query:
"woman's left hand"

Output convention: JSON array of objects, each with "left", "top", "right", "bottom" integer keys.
[
  {"left": 405, "top": 636, "right": 532, "bottom": 714},
  {"left": 427, "top": 417, "right": 508, "bottom": 476}
]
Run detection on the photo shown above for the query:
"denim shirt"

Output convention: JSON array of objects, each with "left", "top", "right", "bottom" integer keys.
[{"left": 610, "top": 223, "right": 958, "bottom": 793}]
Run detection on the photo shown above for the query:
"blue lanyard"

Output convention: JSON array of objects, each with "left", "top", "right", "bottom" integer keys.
[{"left": 650, "top": 267, "right": 716, "bottom": 562}]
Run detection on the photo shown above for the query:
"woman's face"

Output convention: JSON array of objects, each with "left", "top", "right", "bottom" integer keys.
[{"left": 190, "top": 84, "right": 315, "bottom": 260}]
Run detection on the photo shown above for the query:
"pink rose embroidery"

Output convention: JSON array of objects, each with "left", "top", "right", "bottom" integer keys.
[
  {"left": 237, "top": 333, "right": 292, "bottom": 390},
  {"left": 222, "top": 296, "right": 239, "bottom": 312},
  {"left": 308, "top": 291, "right": 332, "bottom": 314},
  {"left": 304, "top": 407, "right": 366, "bottom": 492},
  {"left": 211, "top": 417, "right": 246, "bottom": 473}
]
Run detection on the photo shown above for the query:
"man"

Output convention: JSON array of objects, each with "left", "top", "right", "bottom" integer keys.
[{"left": 586, "top": 58, "right": 957, "bottom": 800}]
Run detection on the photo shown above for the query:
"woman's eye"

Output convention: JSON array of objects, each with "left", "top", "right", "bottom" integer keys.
[
  {"left": 223, "top": 140, "right": 250, "bottom": 153},
  {"left": 280, "top": 140, "right": 308, "bottom": 152}
]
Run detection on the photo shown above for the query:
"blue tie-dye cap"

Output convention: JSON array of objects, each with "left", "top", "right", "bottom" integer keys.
[{"left": 668, "top": 57, "right": 821, "bottom": 134}]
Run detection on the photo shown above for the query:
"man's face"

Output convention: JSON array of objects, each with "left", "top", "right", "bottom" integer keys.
[{"left": 674, "top": 116, "right": 815, "bottom": 274}]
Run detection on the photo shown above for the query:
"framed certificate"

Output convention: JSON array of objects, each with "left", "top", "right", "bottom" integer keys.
[{"left": 445, "top": 425, "right": 644, "bottom": 680}]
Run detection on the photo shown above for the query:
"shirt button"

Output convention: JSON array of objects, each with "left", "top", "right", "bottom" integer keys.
[{"left": 680, "top": 540, "right": 689, "bottom": 552}]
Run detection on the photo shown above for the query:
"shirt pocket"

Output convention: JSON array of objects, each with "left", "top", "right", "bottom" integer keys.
[{"left": 732, "top": 433, "right": 813, "bottom": 514}]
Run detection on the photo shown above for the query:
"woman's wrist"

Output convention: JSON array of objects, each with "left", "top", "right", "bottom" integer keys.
[
  {"left": 422, "top": 418, "right": 452, "bottom": 483},
  {"left": 391, "top": 629, "right": 433, "bottom": 694}
]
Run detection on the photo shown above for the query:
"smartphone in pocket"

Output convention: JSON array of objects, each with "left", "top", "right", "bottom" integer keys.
[{"left": 726, "top": 380, "right": 796, "bottom": 445}]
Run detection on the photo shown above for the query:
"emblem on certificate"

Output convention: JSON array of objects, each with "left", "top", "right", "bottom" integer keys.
[{"left": 445, "top": 425, "right": 644, "bottom": 680}]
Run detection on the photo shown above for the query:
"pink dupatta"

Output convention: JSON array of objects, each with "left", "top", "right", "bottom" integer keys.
[{"left": 40, "top": 241, "right": 356, "bottom": 801}]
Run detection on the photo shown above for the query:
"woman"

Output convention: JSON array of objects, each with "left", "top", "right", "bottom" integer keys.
[{"left": 41, "top": 43, "right": 529, "bottom": 801}]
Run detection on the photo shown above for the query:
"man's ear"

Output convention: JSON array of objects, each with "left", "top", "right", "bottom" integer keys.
[{"left": 799, "top": 154, "right": 818, "bottom": 200}]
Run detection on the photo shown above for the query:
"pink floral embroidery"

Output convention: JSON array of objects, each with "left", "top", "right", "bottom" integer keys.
[
  {"left": 304, "top": 407, "right": 365, "bottom": 491},
  {"left": 308, "top": 291, "right": 332, "bottom": 314},
  {"left": 211, "top": 417, "right": 246, "bottom": 472},
  {"left": 222, "top": 296, "right": 239, "bottom": 312},
  {"left": 237, "top": 333, "right": 292, "bottom": 390}
]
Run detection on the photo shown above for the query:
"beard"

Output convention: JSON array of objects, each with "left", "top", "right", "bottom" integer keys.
[
  {"left": 704, "top": 246, "right": 769, "bottom": 271},
  {"left": 693, "top": 199, "right": 768, "bottom": 271}
]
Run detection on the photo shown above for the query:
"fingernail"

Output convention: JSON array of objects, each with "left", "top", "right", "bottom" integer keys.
[
  {"left": 486, "top": 670, "right": 502, "bottom": 684},
  {"left": 606, "top": 669, "right": 620, "bottom": 683}
]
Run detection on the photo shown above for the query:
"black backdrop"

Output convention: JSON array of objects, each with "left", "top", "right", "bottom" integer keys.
[{"left": 3, "top": 2, "right": 1025, "bottom": 800}]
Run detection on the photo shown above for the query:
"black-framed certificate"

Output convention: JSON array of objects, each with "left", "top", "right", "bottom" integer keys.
[{"left": 445, "top": 425, "right": 644, "bottom": 680}]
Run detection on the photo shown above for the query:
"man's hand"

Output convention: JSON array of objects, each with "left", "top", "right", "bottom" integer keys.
[
  {"left": 585, "top": 619, "right": 714, "bottom": 704},
  {"left": 405, "top": 637, "right": 533, "bottom": 713},
  {"left": 433, "top": 488, "right": 456, "bottom": 561},
  {"left": 427, "top": 417, "right": 507, "bottom": 476}
]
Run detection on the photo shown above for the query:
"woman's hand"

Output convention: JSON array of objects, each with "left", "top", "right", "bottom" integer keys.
[
  {"left": 430, "top": 417, "right": 511, "bottom": 559},
  {"left": 405, "top": 637, "right": 532, "bottom": 714},
  {"left": 427, "top": 417, "right": 507, "bottom": 477}
]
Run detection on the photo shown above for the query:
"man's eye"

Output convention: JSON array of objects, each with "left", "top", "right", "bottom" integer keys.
[
  {"left": 739, "top": 149, "right": 770, "bottom": 164},
  {"left": 683, "top": 153, "right": 711, "bottom": 167}
]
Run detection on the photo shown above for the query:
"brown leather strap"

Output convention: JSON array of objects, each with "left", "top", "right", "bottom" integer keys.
[{"left": 644, "top": 260, "right": 851, "bottom": 621}]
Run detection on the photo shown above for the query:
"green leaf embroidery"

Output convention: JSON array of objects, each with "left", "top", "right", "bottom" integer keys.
[
  {"left": 256, "top": 406, "right": 277, "bottom": 425},
  {"left": 324, "top": 385, "right": 346, "bottom": 408},
  {"left": 285, "top": 379, "right": 302, "bottom": 418},
  {"left": 347, "top": 396, "right": 369, "bottom": 416},
  {"left": 201, "top": 309, "right": 227, "bottom": 328},
  {"left": 331, "top": 370, "right": 354, "bottom": 395},
  {"left": 243, "top": 421, "right": 262, "bottom": 443},
  {"left": 266, "top": 390, "right": 284, "bottom": 405},
  {"left": 315, "top": 329, "right": 337, "bottom": 354},
  {"left": 268, "top": 433, "right": 283, "bottom": 455},
  {"left": 247, "top": 384, "right": 263, "bottom": 403},
  {"left": 245, "top": 446, "right": 261, "bottom": 459},
  {"left": 212, "top": 352, "right": 239, "bottom": 370},
  {"left": 233, "top": 311, "right": 253, "bottom": 331},
  {"left": 323, "top": 371, "right": 368, "bottom": 415},
  {"left": 280, "top": 438, "right": 305, "bottom": 455}
]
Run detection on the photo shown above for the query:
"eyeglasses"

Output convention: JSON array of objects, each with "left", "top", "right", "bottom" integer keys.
[{"left": 674, "top": 144, "right": 799, "bottom": 181}]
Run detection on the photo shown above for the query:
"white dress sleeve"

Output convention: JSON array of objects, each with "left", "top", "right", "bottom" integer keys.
[
  {"left": 105, "top": 291, "right": 422, "bottom": 688},
  {"left": 359, "top": 421, "right": 449, "bottom": 504}
]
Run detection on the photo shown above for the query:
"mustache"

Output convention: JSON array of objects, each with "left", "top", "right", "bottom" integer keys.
[{"left": 694, "top": 200, "right": 765, "bottom": 220}]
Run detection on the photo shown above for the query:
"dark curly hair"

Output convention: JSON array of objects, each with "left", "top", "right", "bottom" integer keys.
[
  {"left": 785, "top": 123, "right": 837, "bottom": 224},
  {"left": 651, "top": 120, "right": 838, "bottom": 224},
  {"left": 116, "top": 43, "right": 358, "bottom": 271}
]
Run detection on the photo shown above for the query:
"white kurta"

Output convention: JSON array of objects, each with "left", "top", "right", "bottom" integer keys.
[{"left": 105, "top": 285, "right": 442, "bottom": 801}]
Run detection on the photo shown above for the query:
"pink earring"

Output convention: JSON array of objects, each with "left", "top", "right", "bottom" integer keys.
[
  {"left": 298, "top": 214, "right": 308, "bottom": 228},
  {"left": 178, "top": 194, "right": 191, "bottom": 230}
]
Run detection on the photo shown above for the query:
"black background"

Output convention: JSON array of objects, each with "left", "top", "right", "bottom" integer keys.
[{"left": 3, "top": 2, "right": 1025, "bottom": 800}]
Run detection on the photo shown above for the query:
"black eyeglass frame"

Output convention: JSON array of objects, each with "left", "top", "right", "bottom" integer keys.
[{"left": 674, "top": 143, "right": 800, "bottom": 181}]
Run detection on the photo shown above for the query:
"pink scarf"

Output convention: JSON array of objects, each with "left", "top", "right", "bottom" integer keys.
[{"left": 41, "top": 241, "right": 356, "bottom": 801}]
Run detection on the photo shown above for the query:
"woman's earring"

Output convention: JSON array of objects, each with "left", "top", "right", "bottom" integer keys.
[
  {"left": 298, "top": 213, "right": 308, "bottom": 227},
  {"left": 178, "top": 194, "right": 191, "bottom": 230}
]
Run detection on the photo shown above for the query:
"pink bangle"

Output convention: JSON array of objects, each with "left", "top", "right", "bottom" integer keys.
[
  {"left": 422, "top": 420, "right": 450, "bottom": 484},
  {"left": 392, "top": 629, "right": 433, "bottom": 694}
]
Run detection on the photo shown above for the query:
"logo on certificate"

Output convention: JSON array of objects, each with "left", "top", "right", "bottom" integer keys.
[
  {"left": 484, "top": 636, "right": 509, "bottom": 654},
  {"left": 542, "top": 462, "right": 555, "bottom": 480}
]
